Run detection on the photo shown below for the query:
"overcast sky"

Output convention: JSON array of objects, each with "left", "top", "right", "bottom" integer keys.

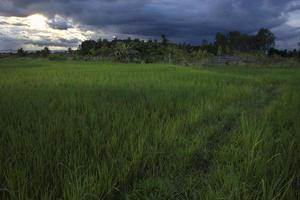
[{"left": 0, "top": 0, "right": 300, "bottom": 51}]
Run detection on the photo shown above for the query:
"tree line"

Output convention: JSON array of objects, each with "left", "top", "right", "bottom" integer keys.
[
  {"left": 76, "top": 28, "right": 299, "bottom": 63},
  {"left": 10, "top": 28, "right": 300, "bottom": 64}
]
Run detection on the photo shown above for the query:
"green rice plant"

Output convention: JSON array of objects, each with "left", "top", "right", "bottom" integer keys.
[{"left": 0, "top": 58, "right": 299, "bottom": 199}]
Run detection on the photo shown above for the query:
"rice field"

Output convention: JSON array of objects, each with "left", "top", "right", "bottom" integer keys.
[{"left": 0, "top": 58, "right": 299, "bottom": 199}]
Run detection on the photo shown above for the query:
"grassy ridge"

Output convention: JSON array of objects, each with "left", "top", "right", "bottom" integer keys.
[{"left": 0, "top": 59, "right": 299, "bottom": 199}]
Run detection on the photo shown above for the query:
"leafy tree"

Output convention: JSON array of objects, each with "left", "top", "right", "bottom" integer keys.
[
  {"left": 96, "top": 38, "right": 103, "bottom": 49},
  {"left": 217, "top": 46, "right": 223, "bottom": 56},
  {"left": 41, "top": 47, "right": 51, "bottom": 57},
  {"left": 79, "top": 40, "right": 97, "bottom": 55},
  {"left": 17, "top": 48, "right": 26, "bottom": 56},
  {"left": 67, "top": 48, "right": 73, "bottom": 54},
  {"left": 161, "top": 34, "right": 169, "bottom": 45},
  {"left": 228, "top": 31, "right": 242, "bottom": 51},
  {"left": 192, "top": 49, "right": 212, "bottom": 62},
  {"left": 114, "top": 42, "right": 130, "bottom": 61},
  {"left": 215, "top": 33, "right": 227, "bottom": 55},
  {"left": 89, "top": 48, "right": 97, "bottom": 56},
  {"left": 255, "top": 28, "right": 275, "bottom": 52},
  {"left": 201, "top": 43, "right": 218, "bottom": 55}
]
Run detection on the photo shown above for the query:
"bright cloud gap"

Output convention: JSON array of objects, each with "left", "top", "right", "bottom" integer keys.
[{"left": 0, "top": 14, "right": 95, "bottom": 51}]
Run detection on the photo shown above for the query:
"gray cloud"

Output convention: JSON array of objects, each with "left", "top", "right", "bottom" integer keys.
[
  {"left": 0, "top": 20, "right": 28, "bottom": 27},
  {"left": 28, "top": 38, "right": 80, "bottom": 47},
  {"left": 12, "top": 23, "right": 28, "bottom": 26},
  {"left": 0, "top": 0, "right": 300, "bottom": 49},
  {"left": 0, "top": 21, "right": 9, "bottom": 25},
  {"left": 48, "top": 16, "right": 73, "bottom": 30}
]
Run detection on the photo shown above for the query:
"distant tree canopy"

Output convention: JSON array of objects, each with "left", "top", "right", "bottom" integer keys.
[
  {"left": 77, "top": 28, "right": 278, "bottom": 61},
  {"left": 256, "top": 28, "right": 275, "bottom": 51},
  {"left": 161, "top": 34, "right": 169, "bottom": 45},
  {"left": 79, "top": 40, "right": 97, "bottom": 55},
  {"left": 214, "top": 28, "right": 275, "bottom": 54},
  {"left": 41, "top": 47, "right": 51, "bottom": 57},
  {"left": 17, "top": 48, "right": 26, "bottom": 56}
]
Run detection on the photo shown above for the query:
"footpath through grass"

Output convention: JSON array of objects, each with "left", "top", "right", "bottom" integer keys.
[{"left": 0, "top": 58, "right": 299, "bottom": 199}]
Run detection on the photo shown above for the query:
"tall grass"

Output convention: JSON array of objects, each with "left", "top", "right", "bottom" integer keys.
[{"left": 0, "top": 58, "right": 299, "bottom": 199}]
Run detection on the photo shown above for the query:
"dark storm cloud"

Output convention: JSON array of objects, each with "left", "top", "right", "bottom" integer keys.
[{"left": 0, "top": 0, "right": 300, "bottom": 48}]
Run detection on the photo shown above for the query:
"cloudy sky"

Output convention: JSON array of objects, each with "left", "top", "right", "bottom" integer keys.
[{"left": 0, "top": 0, "right": 300, "bottom": 51}]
